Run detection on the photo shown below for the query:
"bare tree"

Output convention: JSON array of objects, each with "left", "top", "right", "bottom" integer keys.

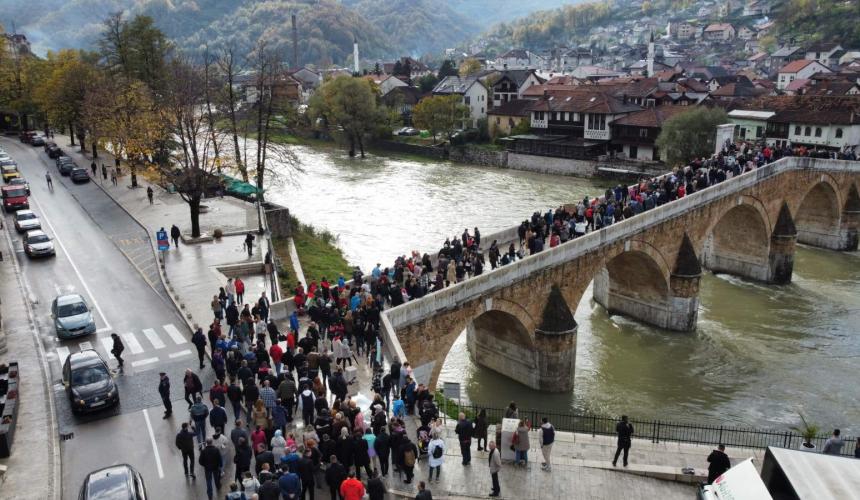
[
  {"left": 217, "top": 43, "right": 248, "bottom": 182},
  {"left": 202, "top": 47, "right": 221, "bottom": 169}
]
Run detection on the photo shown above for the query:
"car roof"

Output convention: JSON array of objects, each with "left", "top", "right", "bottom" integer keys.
[
  {"left": 15, "top": 209, "right": 35, "bottom": 217},
  {"left": 10, "top": 177, "right": 27, "bottom": 183},
  {"left": 68, "top": 349, "right": 106, "bottom": 369},
  {"left": 82, "top": 464, "right": 138, "bottom": 500},
  {"left": 56, "top": 293, "right": 85, "bottom": 305},
  {"left": 26, "top": 229, "right": 48, "bottom": 238},
  {"left": 1, "top": 185, "right": 25, "bottom": 192}
]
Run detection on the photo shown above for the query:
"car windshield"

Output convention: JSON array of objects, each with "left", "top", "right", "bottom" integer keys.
[
  {"left": 18, "top": 213, "right": 36, "bottom": 220},
  {"left": 28, "top": 234, "right": 49, "bottom": 244},
  {"left": 4, "top": 188, "right": 27, "bottom": 197},
  {"left": 10, "top": 179, "right": 26, "bottom": 185},
  {"left": 2, "top": 165, "right": 16, "bottom": 173},
  {"left": 71, "top": 365, "right": 109, "bottom": 386},
  {"left": 58, "top": 302, "right": 88, "bottom": 317}
]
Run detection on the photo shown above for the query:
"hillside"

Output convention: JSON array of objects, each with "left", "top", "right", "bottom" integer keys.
[{"left": 771, "top": 0, "right": 860, "bottom": 48}]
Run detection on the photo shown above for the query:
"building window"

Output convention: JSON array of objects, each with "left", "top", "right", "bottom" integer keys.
[
  {"left": 587, "top": 113, "right": 606, "bottom": 130},
  {"left": 794, "top": 126, "right": 801, "bottom": 135},
  {"left": 805, "top": 126, "right": 811, "bottom": 136},
  {"left": 815, "top": 127, "right": 822, "bottom": 137},
  {"left": 508, "top": 118, "right": 515, "bottom": 127},
  {"left": 639, "top": 129, "right": 648, "bottom": 138},
  {"left": 836, "top": 128, "right": 843, "bottom": 138},
  {"left": 756, "top": 126, "right": 763, "bottom": 138},
  {"left": 464, "top": 96, "right": 471, "bottom": 105}
]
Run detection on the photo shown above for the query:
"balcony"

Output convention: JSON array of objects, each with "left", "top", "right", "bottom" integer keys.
[
  {"left": 584, "top": 128, "right": 610, "bottom": 140},
  {"left": 531, "top": 119, "right": 548, "bottom": 129}
]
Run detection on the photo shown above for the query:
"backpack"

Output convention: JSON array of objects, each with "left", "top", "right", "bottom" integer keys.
[
  {"left": 403, "top": 448, "right": 416, "bottom": 467},
  {"left": 432, "top": 443, "right": 443, "bottom": 459}
]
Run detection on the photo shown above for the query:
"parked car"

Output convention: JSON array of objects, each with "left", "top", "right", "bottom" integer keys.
[
  {"left": 397, "top": 127, "right": 420, "bottom": 136},
  {"left": 13, "top": 209, "right": 40, "bottom": 232},
  {"left": 62, "top": 350, "right": 119, "bottom": 415},
  {"left": 1, "top": 185, "right": 28, "bottom": 211},
  {"left": 51, "top": 293, "right": 96, "bottom": 339},
  {"left": 47, "top": 143, "right": 63, "bottom": 159},
  {"left": 30, "top": 135, "right": 45, "bottom": 146},
  {"left": 58, "top": 158, "right": 77, "bottom": 176},
  {"left": 19, "top": 130, "right": 36, "bottom": 143},
  {"left": 1, "top": 164, "right": 19, "bottom": 182},
  {"left": 70, "top": 167, "right": 90, "bottom": 183},
  {"left": 23, "top": 229, "right": 55, "bottom": 258},
  {"left": 9, "top": 177, "right": 30, "bottom": 195},
  {"left": 78, "top": 464, "right": 145, "bottom": 499}
]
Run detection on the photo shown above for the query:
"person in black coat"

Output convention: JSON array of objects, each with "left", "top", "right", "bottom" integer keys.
[
  {"left": 198, "top": 439, "right": 222, "bottom": 500},
  {"left": 612, "top": 415, "right": 634, "bottom": 467},
  {"left": 226, "top": 303, "right": 240, "bottom": 337},
  {"left": 255, "top": 442, "right": 275, "bottom": 476},
  {"left": 396, "top": 437, "right": 419, "bottom": 484},
  {"left": 258, "top": 477, "right": 281, "bottom": 500},
  {"left": 296, "top": 451, "right": 316, "bottom": 499},
  {"left": 353, "top": 430, "right": 371, "bottom": 479},
  {"left": 192, "top": 327, "right": 207, "bottom": 369},
  {"left": 366, "top": 469, "right": 386, "bottom": 500},
  {"left": 175, "top": 422, "right": 196, "bottom": 478},
  {"left": 336, "top": 430, "right": 356, "bottom": 471},
  {"left": 373, "top": 429, "right": 391, "bottom": 477},
  {"left": 707, "top": 444, "right": 731, "bottom": 484},
  {"left": 233, "top": 437, "right": 253, "bottom": 482},
  {"left": 325, "top": 455, "right": 347, "bottom": 500}
]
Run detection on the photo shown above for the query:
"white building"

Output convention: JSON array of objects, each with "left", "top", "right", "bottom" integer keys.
[
  {"left": 432, "top": 76, "right": 489, "bottom": 127},
  {"left": 777, "top": 60, "right": 832, "bottom": 90}
]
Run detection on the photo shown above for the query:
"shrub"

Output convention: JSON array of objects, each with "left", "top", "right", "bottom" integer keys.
[{"left": 213, "top": 228, "right": 223, "bottom": 239}]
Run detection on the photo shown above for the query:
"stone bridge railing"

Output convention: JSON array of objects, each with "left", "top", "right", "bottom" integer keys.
[{"left": 378, "top": 157, "right": 860, "bottom": 367}]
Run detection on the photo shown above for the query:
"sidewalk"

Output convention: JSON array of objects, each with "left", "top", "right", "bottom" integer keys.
[
  {"left": 56, "top": 136, "right": 270, "bottom": 333},
  {"left": 0, "top": 214, "right": 61, "bottom": 499}
]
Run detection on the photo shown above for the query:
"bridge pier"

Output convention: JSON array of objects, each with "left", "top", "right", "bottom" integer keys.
[
  {"left": 841, "top": 186, "right": 860, "bottom": 251},
  {"left": 467, "top": 286, "right": 576, "bottom": 392},
  {"left": 767, "top": 203, "right": 797, "bottom": 284}
]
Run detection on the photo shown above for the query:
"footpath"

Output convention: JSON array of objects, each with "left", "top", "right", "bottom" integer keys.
[{"left": 0, "top": 202, "right": 61, "bottom": 498}]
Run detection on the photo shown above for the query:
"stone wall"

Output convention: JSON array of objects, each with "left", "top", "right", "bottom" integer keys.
[
  {"left": 374, "top": 140, "right": 447, "bottom": 160},
  {"left": 449, "top": 147, "right": 508, "bottom": 168},
  {"left": 265, "top": 204, "right": 291, "bottom": 238},
  {"left": 507, "top": 152, "right": 599, "bottom": 176}
]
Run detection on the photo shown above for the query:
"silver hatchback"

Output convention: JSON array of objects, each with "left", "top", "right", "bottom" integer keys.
[
  {"left": 52, "top": 293, "right": 96, "bottom": 339},
  {"left": 14, "top": 209, "right": 40, "bottom": 232}
]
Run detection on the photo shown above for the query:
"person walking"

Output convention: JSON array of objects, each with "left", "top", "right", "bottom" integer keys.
[
  {"left": 415, "top": 481, "right": 433, "bottom": 500},
  {"left": 110, "top": 333, "right": 125, "bottom": 371},
  {"left": 474, "top": 409, "right": 488, "bottom": 451},
  {"left": 175, "top": 422, "right": 196, "bottom": 479},
  {"left": 170, "top": 224, "right": 181, "bottom": 248},
  {"left": 209, "top": 399, "right": 228, "bottom": 435},
  {"left": 707, "top": 444, "right": 731, "bottom": 484},
  {"left": 101, "top": 164, "right": 107, "bottom": 181},
  {"left": 823, "top": 429, "right": 845, "bottom": 455},
  {"left": 338, "top": 472, "right": 365, "bottom": 500},
  {"left": 235, "top": 277, "right": 245, "bottom": 305},
  {"left": 90, "top": 160, "right": 97, "bottom": 177},
  {"left": 366, "top": 469, "right": 386, "bottom": 500},
  {"left": 427, "top": 433, "right": 445, "bottom": 482},
  {"left": 454, "top": 412, "right": 473, "bottom": 465},
  {"left": 397, "top": 436, "right": 419, "bottom": 484},
  {"left": 147, "top": 186, "right": 154, "bottom": 204},
  {"left": 189, "top": 396, "right": 210, "bottom": 445},
  {"left": 45, "top": 171, "right": 53, "bottom": 192},
  {"left": 325, "top": 455, "right": 347, "bottom": 500},
  {"left": 487, "top": 441, "right": 501, "bottom": 497},
  {"left": 233, "top": 437, "right": 253, "bottom": 483},
  {"left": 158, "top": 372, "right": 172, "bottom": 418},
  {"left": 612, "top": 415, "right": 634, "bottom": 467},
  {"left": 192, "top": 326, "right": 207, "bottom": 369},
  {"left": 278, "top": 464, "right": 302, "bottom": 499},
  {"left": 538, "top": 417, "right": 555, "bottom": 471},
  {"left": 111, "top": 169, "right": 118, "bottom": 186},
  {"left": 198, "top": 438, "right": 223, "bottom": 500},
  {"left": 244, "top": 232, "right": 255, "bottom": 258},
  {"left": 184, "top": 368, "right": 203, "bottom": 407}
]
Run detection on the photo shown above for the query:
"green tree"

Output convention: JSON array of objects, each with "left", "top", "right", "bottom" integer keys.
[
  {"left": 437, "top": 59, "right": 458, "bottom": 79},
  {"left": 309, "top": 75, "right": 378, "bottom": 157},
  {"left": 98, "top": 12, "right": 171, "bottom": 91},
  {"left": 417, "top": 73, "right": 439, "bottom": 92},
  {"left": 655, "top": 107, "right": 728, "bottom": 167},
  {"left": 33, "top": 50, "right": 98, "bottom": 152},
  {"left": 412, "top": 94, "right": 469, "bottom": 142}
]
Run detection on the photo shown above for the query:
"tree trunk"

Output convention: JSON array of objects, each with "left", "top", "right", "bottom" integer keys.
[
  {"left": 189, "top": 196, "right": 201, "bottom": 238},
  {"left": 92, "top": 141, "right": 98, "bottom": 159},
  {"left": 69, "top": 122, "right": 75, "bottom": 146},
  {"left": 130, "top": 162, "right": 138, "bottom": 188},
  {"left": 348, "top": 136, "right": 356, "bottom": 157},
  {"left": 77, "top": 129, "right": 86, "bottom": 152},
  {"left": 358, "top": 135, "right": 366, "bottom": 158}
]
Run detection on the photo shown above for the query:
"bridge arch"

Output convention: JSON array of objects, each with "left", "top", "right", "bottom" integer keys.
[
  {"left": 703, "top": 196, "right": 772, "bottom": 281},
  {"left": 795, "top": 180, "right": 842, "bottom": 248},
  {"left": 593, "top": 246, "right": 671, "bottom": 329}
]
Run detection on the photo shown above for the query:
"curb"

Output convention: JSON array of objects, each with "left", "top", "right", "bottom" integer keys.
[{"left": 0, "top": 218, "right": 62, "bottom": 500}]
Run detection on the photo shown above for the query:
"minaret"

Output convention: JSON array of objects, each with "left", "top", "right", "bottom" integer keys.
[
  {"left": 353, "top": 37, "right": 360, "bottom": 74},
  {"left": 647, "top": 31, "right": 655, "bottom": 77},
  {"left": 291, "top": 13, "right": 299, "bottom": 70}
]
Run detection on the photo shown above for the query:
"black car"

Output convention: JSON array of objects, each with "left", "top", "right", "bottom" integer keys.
[
  {"left": 70, "top": 167, "right": 90, "bottom": 183},
  {"left": 58, "top": 158, "right": 77, "bottom": 175},
  {"left": 79, "top": 464, "right": 147, "bottom": 500},
  {"left": 62, "top": 349, "right": 119, "bottom": 414},
  {"left": 47, "top": 143, "right": 63, "bottom": 159},
  {"left": 30, "top": 135, "right": 45, "bottom": 146}
]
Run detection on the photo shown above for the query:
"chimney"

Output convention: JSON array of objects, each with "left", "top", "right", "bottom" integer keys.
[
  {"left": 353, "top": 38, "right": 360, "bottom": 74},
  {"left": 291, "top": 13, "right": 299, "bottom": 70}
]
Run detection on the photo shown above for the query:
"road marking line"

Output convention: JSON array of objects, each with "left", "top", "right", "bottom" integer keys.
[
  {"left": 143, "top": 328, "right": 166, "bottom": 349},
  {"left": 99, "top": 337, "right": 115, "bottom": 360},
  {"left": 131, "top": 357, "right": 159, "bottom": 367},
  {"left": 162, "top": 324, "right": 187, "bottom": 345},
  {"left": 79, "top": 341, "right": 93, "bottom": 351},
  {"left": 28, "top": 195, "right": 111, "bottom": 330},
  {"left": 168, "top": 349, "right": 192, "bottom": 359},
  {"left": 142, "top": 409, "right": 165, "bottom": 479},
  {"left": 96, "top": 327, "right": 112, "bottom": 334},
  {"left": 121, "top": 332, "right": 144, "bottom": 354},
  {"left": 56, "top": 346, "right": 70, "bottom": 368}
]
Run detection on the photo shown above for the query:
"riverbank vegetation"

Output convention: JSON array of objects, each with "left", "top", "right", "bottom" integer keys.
[{"left": 272, "top": 215, "right": 353, "bottom": 298}]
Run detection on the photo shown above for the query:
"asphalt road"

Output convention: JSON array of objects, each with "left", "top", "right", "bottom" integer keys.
[{"left": 1, "top": 138, "right": 216, "bottom": 499}]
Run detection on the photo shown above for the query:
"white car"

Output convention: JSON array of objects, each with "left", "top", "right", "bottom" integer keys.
[
  {"left": 14, "top": 209, "right": 40, "bottom": 232},
  {"left": 24, "top": 229, "right": 55, "bottom": 258}
]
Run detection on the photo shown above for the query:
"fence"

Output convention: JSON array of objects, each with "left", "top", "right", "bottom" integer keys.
[{"left": 436, "top": 396, "right": 857, "bottom": 458}]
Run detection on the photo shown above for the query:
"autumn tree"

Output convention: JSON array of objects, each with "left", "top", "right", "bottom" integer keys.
[
  {"left": 655, "top": 107, "right": 728, "bottom": 167},
  {"left": 458, "top": 58, "right": 481, "bottom": 77},
  {"left": 309, "top": 75, "right": 378, "bottom": 157},
  {"left": 34, "top": 50, "right": 98, "bottom": 153},
  {"left": 437, "top": 59, "right": 457, "bottom": 79},
  {"left": 412, "top": 94, "right": 469, "bottom": 142}
]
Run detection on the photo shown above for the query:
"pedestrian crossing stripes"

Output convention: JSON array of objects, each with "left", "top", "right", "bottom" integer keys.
[
  {"left": 52, "top": 323, "right": 189, "bottom": 371},
  {"left": 163, "top": 324, "right": 187, "bottom": 345}
]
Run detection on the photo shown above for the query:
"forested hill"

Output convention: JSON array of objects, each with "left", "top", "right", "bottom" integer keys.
[
  {"left": 0, "top": 0, "right": 576, "bottom": 65},
  {"left": 480, "top": 0, "right": 860, "bottom": 54}
]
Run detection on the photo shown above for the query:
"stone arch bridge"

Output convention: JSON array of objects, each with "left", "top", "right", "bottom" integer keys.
[{"left": 379, "top": 157, "right": 860, "bottom": 393}]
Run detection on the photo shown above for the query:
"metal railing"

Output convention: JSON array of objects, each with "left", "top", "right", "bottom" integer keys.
[{"left": 438, "top": 397, "right": 858, "bottom": 458}]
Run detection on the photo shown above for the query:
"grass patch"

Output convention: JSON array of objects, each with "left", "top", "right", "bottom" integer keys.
[
  {"left": 272, "top": 238, "right": 299, "bottom": 297},
  {"left": 271, "top": 216, "right": 353, "bottom": 297}
]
